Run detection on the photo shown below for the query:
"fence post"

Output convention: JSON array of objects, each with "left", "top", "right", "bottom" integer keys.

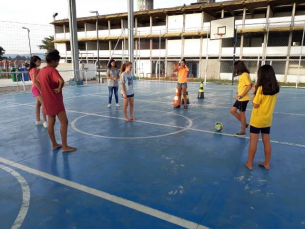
[{"left": 296, "top": 21, "right": 305, "bottom": 89}]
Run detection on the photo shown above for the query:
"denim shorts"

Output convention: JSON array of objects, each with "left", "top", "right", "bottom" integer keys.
[{"left": 177, "top": 83, "right": 188, "bottom": 88}]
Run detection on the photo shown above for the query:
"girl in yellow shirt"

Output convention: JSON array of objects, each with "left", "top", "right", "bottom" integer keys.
[
  {"left": 245, "top": 65, "right": 280, "bottom": 170},
  {"left": 173, "top": 59, "right": 189, "bottom": 109},
  {"left": 230, "top": 61, "right": 252, "bottom": 136}
]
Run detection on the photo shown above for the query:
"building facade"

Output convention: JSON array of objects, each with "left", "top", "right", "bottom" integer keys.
[{"left": 52, "top": 0, "right": 305, "bottom": 83}]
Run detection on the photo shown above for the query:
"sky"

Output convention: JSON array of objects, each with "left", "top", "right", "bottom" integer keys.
[{"left": 0, "top": 0, "right": 228, "bottom": 55}]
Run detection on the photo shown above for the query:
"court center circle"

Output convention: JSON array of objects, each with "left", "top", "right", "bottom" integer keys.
[{"left": 71, "top": 109, "right": 193, "bottom": 139}]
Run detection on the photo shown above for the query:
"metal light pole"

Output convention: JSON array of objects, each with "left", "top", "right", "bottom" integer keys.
[
  {"left": 22, "top": 27, "right": 32, "bottom": 57},
  {"left": 90, "top": 11, "right": 100, "bottom": 83},
  {"left": 127, "top": 0, "right": 134, "bottom": 76}
]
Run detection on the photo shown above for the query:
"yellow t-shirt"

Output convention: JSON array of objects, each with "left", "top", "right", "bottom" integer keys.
[
  {"left": 177, "top": 66, "right": 189, "bottom": 83},
  {"left": 250, "top": 86, "right": 278, "bottom": 128},
  {"left": 238, "top": 72, "right": 252, "bottom": 101}
]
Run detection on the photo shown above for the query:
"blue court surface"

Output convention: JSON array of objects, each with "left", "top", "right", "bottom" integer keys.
[{"left": 0, "top": 81, "right": 304, "bottom": 229}]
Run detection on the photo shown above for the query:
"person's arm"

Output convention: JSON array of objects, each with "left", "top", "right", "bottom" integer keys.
[
  {"left": 173, "top": 63, "right": 179, "bottom": 73},
  {"left": 52, "top": 69, "right": 65, "bottom": 94},
  {"left": 32, "top": 70, "right": 42, "bottom": 91},
  {"left": 106, "top": 69, "right": 116, "bottom": 81},
  {"left": 236, "top": 73, "right": 252, "bottom": 100},
  {"left": 252, "top": 86, "right": 262, "bottom": 108},
  {"left": 53, "top": 77, "right": 64, "bottom": 94},
  {"left": 120, "top": 73, "right": 127, "bottom": 98}
]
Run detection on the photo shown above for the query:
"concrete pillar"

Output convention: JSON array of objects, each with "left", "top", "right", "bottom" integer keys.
[
  {"left": 181, "top": 13, "right": 186, "bottom": 58},
  {"left": 150, "top": 15, "right": 152, "bottom": 34},
  {"left": 166, "top": 14, "right": 168, "bottom": 33},
  {"left": 108, "top": 20, "right": 111, "bottom": 36},
  {"left": 68, "top": 0, "right": 80, "bottom": 80},
  {"left": 262, "top": 5, "right": 271, "bottom": 65},
  {"left": 218, "top": 9, "right": 225, "bottom": 79},
  {"left": 284, "top": 2, "right": 297, "bottom": 83},
  {"left": 239, "top": 7, "right": 246, "bottom": 59},
  {"left": 165, "top": 38, "right": 168, "bottom": 75}
]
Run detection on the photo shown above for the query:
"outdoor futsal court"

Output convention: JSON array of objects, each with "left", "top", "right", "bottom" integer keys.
[{"left": 0, "top": 81, "right": 305, "bottom": 229}]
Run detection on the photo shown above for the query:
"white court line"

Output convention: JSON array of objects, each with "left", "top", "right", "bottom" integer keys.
[
  {"left": 71, "top": 109, "right": 193, "bottom": 140},
  {"left": 2, "top": 93, "right": 305, "bottom": 118},
  {"left": 0, "top": 157, "right": 208, "bottom": 229},
  {"left": 0, "top": 164, "right": 30, "bottom": 229},
  {"left": 70, "top": 110, "right": 305, "bottom": 148},
  {"left": 1, "top": 100, "right": 304, "bottom": 148}
]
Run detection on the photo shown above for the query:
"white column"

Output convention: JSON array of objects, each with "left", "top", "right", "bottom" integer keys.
[{"left": 68, "top": 0, "right": 80, "bottom": 80}]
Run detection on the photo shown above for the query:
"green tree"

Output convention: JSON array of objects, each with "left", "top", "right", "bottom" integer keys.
[
  {"left": 38, "top": 36, "right": 55, "bottom": 52},
  {"left": 0, "top": 46, "right": 5, "bottom": 61}
]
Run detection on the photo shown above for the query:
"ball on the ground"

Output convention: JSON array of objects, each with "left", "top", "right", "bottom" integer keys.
[{"left": 214, "top": 122, "right": 223, "bottom": 132}]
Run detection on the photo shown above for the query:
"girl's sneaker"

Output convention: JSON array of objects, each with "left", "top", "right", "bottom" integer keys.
[
  {"left": 108, "top": 104, "right": 111, "bottom": 108},
  {"left": 116, "top": 104, "right": 120, "bottom": 107},
  {"left": 35, "top": 121, "right": 43, "bottom": 126},
  {"left": 235, "top": 131, "right": 246, "bottom": 137},
  {"left": 43, "top": 122, "right": 48, "bottom": 128}
]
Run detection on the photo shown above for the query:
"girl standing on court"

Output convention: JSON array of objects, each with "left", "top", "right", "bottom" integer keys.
[
  {"left": 37, "top": 50, "right": 76, "bottom": 152},
  {"left": 173, "top": 59, "right": 189, "bottom": 109},
  {"left": 245, "top": 65, "right": 279, "bottom": 170},
  {"left": 120, "top": 61, "right": 136, "bottom": 122},
  {"left": 29, "top": 56, "right": 47, "bottom": 128},
  {"left": 106, "top": 59, "right": 120, "bottom": 108},
  {"left": 230, "top": 61, "right": 252, "bottom": 137}
]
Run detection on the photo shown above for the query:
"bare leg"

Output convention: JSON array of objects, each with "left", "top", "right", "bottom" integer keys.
[
  {"left": 35, "top": 99, "right": 41, "bottom": 122},
  {"left": 130, "top": 97, "right": 136, "bottom": 120},
  {"left": 230, "top": 107, "right": 241, "bottom": 122},
  {"left": 36, "top": 95, "right": 47, "bottom": 122},
  {"left": 47, "top": 115, "right": 62, "bottom": 150},
  {"left": 240, "top": 111, "right": 247, "bottom": 132},
  {"left": 123, "top": 98, "right": 130, "bottom": 121},
  {"left": 259, "top": 134, "right": 271, "bottom": 170},
  {"left": 245, "top": 133, "right": 260, "bottom": 170},
  {"left": 57, "top": 111, "right": 76, "bottom": 152},
  {"left": 182, "top": 87, "right": 187, "bottom": 106}
]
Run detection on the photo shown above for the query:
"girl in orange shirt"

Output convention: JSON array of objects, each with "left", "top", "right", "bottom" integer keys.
[{"left": 174, "top": 59, "right": 189, "bottom": 109}]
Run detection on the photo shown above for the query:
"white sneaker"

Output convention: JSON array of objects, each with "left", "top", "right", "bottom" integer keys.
[
  {"left": 116, "top": 104, "right": 120, "bottom": 107},
  {"left": 108, "top": 104, "right": 111, "bottom": 108},
  {"left": 43, "top": 121, "right": 48, "bottom": 128},
  {"left": 35, "top": 121, "right": 43, "bottom": 126}
]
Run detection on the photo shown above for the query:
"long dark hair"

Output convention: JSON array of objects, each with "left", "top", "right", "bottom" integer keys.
[
  {"left": 29, "top": 56, "right": 41, "bottom": 72},
  {"left": 46, "top": 49, "right": 60, "bottom": 63},
  {"left": 234, "top": 60, "right": 250, "bottom": 76},
  {"left": 256, "top": 65, "right": 280, "bottom": 96},
  {"left": 107, "top": 59, "right": 116, "bottom": 69}
]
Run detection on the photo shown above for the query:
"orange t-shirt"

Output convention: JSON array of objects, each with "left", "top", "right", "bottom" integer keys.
[{"left": 177, "top": 66, "right": 189, "bottom": 83}]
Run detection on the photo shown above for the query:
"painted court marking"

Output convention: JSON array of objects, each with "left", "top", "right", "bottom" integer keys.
[
  {"left": 0, "top": 100, "right": 304, "bottom": 148},
  {"left": 0, "top": 157, "right": 208, "bottom": 229},
  {"left": 71, "top": 109, "right": 193, "bottom": 139},
  {"left": 0, "top": 164, "right": 30, "bottom": 229}
]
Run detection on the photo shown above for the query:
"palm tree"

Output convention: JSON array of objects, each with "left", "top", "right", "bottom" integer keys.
[
  {"left": 0, "top": 46, "right": 5, "bottom": 61},
  {"left": 38, "top": 36, "right": 55, "bottom": 52}
]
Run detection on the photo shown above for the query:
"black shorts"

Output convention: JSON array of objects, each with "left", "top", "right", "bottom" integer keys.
[
  {"left": 122, "top": 94, "right": 134, "bottom": 98},
  {"left": 233, "top": 100, "right": 249, "bottom": 112},
  {"left": 250, "top": 125, "right": 271, "bottom": 134}
]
